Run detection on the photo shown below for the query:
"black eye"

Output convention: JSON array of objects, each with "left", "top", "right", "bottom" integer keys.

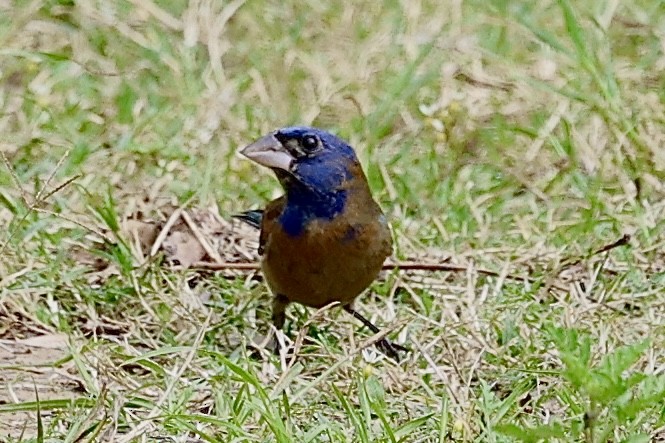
[{"left": 301, "top": 135, "right": 319, "bottom": 152}]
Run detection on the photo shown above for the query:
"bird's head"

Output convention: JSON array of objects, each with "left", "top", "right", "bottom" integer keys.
[
  {"left": 240, "top": 126, "right": 362, "bottom": 197},
  {"left": 240, "top": 126, "right": 370, "bottom": 235}
]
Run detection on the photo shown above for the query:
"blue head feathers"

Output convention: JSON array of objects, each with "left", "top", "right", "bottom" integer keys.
[{"left": 241, "top": 126, "right": 360, "bottom": 236}]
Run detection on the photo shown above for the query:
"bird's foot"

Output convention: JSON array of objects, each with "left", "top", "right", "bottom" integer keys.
[{"left": 376, "top": 338, "right": 409, "bottom": 362}]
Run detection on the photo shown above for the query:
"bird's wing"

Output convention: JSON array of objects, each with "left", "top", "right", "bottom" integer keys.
[
  {"left": 258, "top": 197, "right": 286, "bottom": 256},
  {"left": 232, "top": 209, "right": 263, "bottom": 229}
]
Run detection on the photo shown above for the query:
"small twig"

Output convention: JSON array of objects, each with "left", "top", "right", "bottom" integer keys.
[
  {"left": 148, "top": 196, "right": 197, "bottom": 258},
  {"left": 541, "top": 234, "right": 632, "bottom": 297},
  {"left": 559, "top": 234, "right": 631, "bottom": 270},
  {"left": 592, "top": 234, "right": 631, "bottom": 256},
  {"left": 180, "top": 210, "right": 224, "bottom": 264},
  {"left": 149, "top": 207, "right": 183, "bottom": 257}
]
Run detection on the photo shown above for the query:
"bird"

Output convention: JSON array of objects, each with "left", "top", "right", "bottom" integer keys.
[{"left": 236, "top": 126, "right": 406, "bottom": 361}]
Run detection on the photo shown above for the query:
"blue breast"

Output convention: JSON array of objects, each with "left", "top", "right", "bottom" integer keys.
[
  {"left": 275, "top": 140, "right": 355, "bottom": 237},
  {"left": 278, "top": 189, "right": 347, "bottom": 236}
]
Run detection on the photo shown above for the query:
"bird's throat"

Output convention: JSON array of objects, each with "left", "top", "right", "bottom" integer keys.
[{"left": 278, "top": 183, "right": 347, "bottom": 237}]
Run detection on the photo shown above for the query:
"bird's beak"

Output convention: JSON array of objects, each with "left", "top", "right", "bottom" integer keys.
[{"left": 240, "top": 133, "right": 294, "bottom": 171}]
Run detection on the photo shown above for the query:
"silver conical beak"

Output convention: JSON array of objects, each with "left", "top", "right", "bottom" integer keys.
[{"left": 240, "top": 133, "right": 293, "bottom": 171}]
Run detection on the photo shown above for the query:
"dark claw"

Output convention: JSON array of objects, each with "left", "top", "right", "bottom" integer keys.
[
  {"left": 344, "top": 305, "right": 408, "bottom": 362},
  {"left": 377, "top": 338, "right": 408, "bottom": 362}
]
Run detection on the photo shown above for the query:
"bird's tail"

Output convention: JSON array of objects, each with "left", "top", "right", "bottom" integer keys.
[{"left": 232, "top": 209, "right": 263, "bottom": 230}]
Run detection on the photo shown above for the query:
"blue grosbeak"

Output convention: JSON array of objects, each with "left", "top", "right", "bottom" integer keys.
[{"left": 237, "top": 126, "right": 405, "bottom": 360}]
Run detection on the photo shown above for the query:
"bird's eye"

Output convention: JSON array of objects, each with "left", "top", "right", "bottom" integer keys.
[{"left": 301, "top": 135, "right": 319, "bottom": 152}]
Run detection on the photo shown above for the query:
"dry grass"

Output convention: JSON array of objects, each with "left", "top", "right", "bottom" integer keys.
[{"left": 1, "top": 0, "right": 665, "bottom": 441}]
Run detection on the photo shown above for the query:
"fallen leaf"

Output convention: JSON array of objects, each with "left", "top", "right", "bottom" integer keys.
[{"left": 163, "top": 231, "right": 206, "bottom": 268}]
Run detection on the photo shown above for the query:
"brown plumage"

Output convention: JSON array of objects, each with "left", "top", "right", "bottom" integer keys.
[
  {"left": 260, "top": 182, "right": 392, "bottom": 327},
  {"left": 239, "top": 126, "right": 406, "bottom": 360}
]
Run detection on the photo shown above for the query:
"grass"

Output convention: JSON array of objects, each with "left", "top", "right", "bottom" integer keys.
[{"left": 1, "top": 0, "right": 664, "bottom": 441}]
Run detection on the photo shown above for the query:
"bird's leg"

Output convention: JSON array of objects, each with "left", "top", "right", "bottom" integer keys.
[
  {"left": 344, "top": 304, "right": 380, "bottom": 333},
  {"left": 271, "top": 294, "right": 289, "bottom": 354},
  {"left": 343, "top": 304, "right": 408, "bottom": 361},
  {"left": 272, "top": 294, "right": 288, "bottom": 330}
]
